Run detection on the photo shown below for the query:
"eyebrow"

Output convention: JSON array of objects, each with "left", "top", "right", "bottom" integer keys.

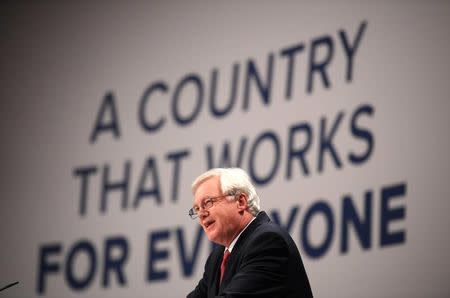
[{"left": 192, "top": 196, "right": 215, "bottom": 208}]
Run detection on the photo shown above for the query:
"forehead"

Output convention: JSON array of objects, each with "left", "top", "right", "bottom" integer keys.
[{"left": 193, "top": 176, "right": 221, "bottom": 204}]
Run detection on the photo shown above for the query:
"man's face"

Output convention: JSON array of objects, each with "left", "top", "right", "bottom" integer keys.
[{"left": 193, "top": 176, "right": 241, "bottom": 247}]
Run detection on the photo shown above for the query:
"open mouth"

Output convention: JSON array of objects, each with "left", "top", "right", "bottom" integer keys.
[{"left": 204, "top": 220, "right": 215, "bottom": 230}]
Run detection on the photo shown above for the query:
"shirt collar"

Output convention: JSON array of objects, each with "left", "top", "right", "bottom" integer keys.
[{"left": 226, "top": 216, "right": 256, "bottom": 253}]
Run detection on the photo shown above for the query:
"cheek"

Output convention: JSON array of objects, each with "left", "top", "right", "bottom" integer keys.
[{"left": 209, "top": 217, "right": 225, "bottom": 235}]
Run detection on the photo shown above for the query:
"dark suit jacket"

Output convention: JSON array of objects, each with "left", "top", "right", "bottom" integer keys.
[{"left": 187, "top": 211, "right": 313, "bottom": 298}]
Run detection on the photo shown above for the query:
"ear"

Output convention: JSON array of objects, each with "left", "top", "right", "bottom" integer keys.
[{"left": 236, "top": 193, "right": 248, "bottom": 211}]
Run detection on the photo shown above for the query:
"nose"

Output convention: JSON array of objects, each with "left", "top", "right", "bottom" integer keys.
[{"left": 198, "top": 208, "right": 209, "bottom": 220}]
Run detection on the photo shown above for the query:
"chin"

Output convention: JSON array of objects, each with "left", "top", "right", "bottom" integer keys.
[
  {"left": 206, "top": 232, "right": 216, "bottom": 243},
  {"left": 206, "top": 232, "right": 220, "bottom": 245}
]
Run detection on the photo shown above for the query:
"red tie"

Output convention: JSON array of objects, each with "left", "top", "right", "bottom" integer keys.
[{"left": 220, "top": 249, "right": 231, "bottom": 283}]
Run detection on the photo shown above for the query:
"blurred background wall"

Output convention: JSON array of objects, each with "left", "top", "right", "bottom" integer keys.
[{"left": 1, "top": 1, "right": 449, "bottom": 297}]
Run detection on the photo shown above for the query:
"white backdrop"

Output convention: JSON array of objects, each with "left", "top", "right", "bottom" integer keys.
[{"left": 1, "top": 1, "right": 450, "bottom": 297}]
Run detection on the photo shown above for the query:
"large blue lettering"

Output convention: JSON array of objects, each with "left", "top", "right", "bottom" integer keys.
[
  {"left": 339, "top": 21, "right": 368, "bottom": 81},
  {"left": 172, "top": 74, "right": 204, "bottom": 126},
  {"left": 102, "top": 236, "right": 128, "bottom": 287},
  {"left": 147, "top": 230, "right": 170, "bottom": 281},
  {"left": 307, "top": 36, "right": 334, "bottom": 93},
  {"left": 248, "top": 131, "right": 281, "bottom": 185},
  {"left": 243, "top": 54, "right": 274, "bottom": 110},
  {"left": 166, "top": 149, "right": 190, "bottom": 202},
  {"left": 270, "top": 206, "right": 299, "bottom": 233},
  {"left": 101, "top": 161, "right": 131, "bottom": 213},
  {"left": 318, "top": 111, "right": 344, "bottom": 172},
  {"left": 280, "top": 43, "right": 305, "bottom": 100},
  {"left": 89, "top": 92, "right": 121, "bottom": 143},
  {"left": 37, "top": 243, "right": 62, "bottom": 294},
  {"left": 133, "top": 157, "right": 162, "bottom": 207},
  {"left": 206, "top": 137, "right": 248, "bottom": 169},
  {"left": 65, "top": 240, "right": 97, "bottom": 290},
  {"left": 349, "top": 104, "right": 374, "bottom": 164},
  {"left": 301, "top": 201, "right": 334, "bottom": 258},
  {"left": 73, "top": 165, "right": 98, "bottom": 216},
  {"left": 139, "top": 82, "right": 169, "bottom": 133},
  {"left": 381, "top": 183, "right": 407, "bottom": 246},
  {"left": 209, "top": 64, "right": 240, "bottom": 117},
  {"left": 176, "top": 226, "right": 205, "bottom": 277},
  {"left": 286, "top": 122, "right": 312, "bottom": 178},
  {"left": 341, "top": 191, "right": 372, "bottom": 253}
]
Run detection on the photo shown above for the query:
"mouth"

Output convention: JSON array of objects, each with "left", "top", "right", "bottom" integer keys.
[{"left": 203, "top": 220, "right": 215, "bottom": 230}]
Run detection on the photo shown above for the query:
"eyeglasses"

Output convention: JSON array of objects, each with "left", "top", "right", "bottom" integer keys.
[{"left": 188, "top": 193, "right": 235, "bottom": 219}]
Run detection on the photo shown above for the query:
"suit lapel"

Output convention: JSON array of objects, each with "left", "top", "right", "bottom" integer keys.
[{"left": 209, "top": 247, "right": 223, "bottom": 297}]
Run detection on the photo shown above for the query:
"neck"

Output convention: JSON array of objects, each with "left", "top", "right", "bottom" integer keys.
[{"left": 225, "top": 212, "right": 254, "bottom": 247}]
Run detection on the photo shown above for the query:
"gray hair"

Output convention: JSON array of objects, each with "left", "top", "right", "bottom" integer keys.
[{"left": 191, "top": 168, "right": 261, "bottom": 216}]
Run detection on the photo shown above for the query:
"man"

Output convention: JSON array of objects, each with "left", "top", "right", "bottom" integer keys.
[{"left": 187, "top": 168, "right": 313, "bottom": 298}]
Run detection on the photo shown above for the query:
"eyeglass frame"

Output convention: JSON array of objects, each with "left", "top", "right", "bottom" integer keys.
[{"left": 188, "top": 192, "right": 238, "bottom": 219}]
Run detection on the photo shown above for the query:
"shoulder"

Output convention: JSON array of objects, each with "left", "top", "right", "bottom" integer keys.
[
  {"left": 246, "top": 217, "right": 300, "bottom": 254},
  {"left": 252, "top": 220, "right": 291, "bottom": 243},
  {"left": 233, "top": 212, "right": 300, "bottom": 257},
  {"left": 237, "top": 220, "right": 286, "bottom": 252},
  {"left": 249, "top": 212, "right": 290, "bottom": 239}
]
